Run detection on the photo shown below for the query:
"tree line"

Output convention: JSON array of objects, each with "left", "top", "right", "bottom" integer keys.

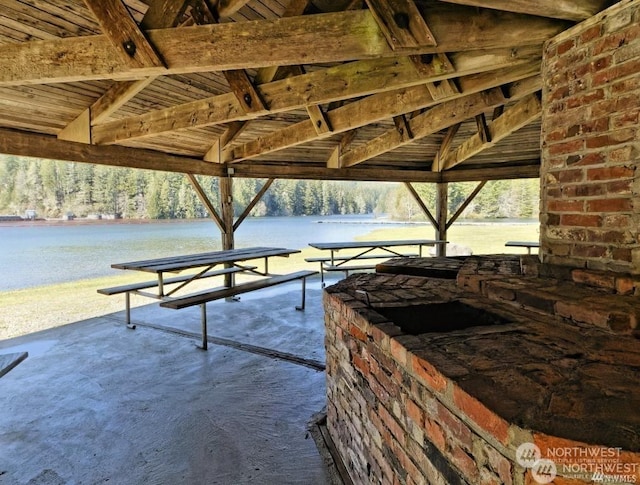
[{"left": 0, "top": 156, "right": 539, "bottom": 220}]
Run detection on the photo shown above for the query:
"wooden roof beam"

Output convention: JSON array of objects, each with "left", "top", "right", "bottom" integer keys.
[
  {"left": 432, "top": 123, "right": 460, "bottom": 172},
  {"left": 440, "top": 92, "right": 542, "bottom": 171},
  {"left": 203, "top": 0, "right": 310, "bottom": 161},
  {"left": 58, "top": 0, "right": 189, "bottom": 142},
  {"left": 339, "top": 87, "right": 508, "bottom": 168},
  {"left": 434, "top": 0, "right": 609, "bottom": 22},
  {"left": 0, "top": 8, "right": 568, "bottom": 86},
  {"left": 224, "top": 61, "right": 539, "bottom": 163},
  {"left": 229, "top": 161, "right": 541, "bottom": 183},
  {"left": 0, "top": 127, "right": 540, "bottom": 183},
  {"left": 91, "top": 44, "right": 541, "bottom": 145},
  {"left": 92, "top": 53, "right": 458, "bottom": 144},
  {"left": 0, "top": 128, "right": 225, "bottom": 177},
  {"left": 83, "top": 0, "right": 164, "bottom": 69}
]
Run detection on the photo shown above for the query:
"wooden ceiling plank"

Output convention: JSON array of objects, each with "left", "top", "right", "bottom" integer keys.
[
  {"left": 364, "top": 0, "right": 437, "bottom": 49},
  {"left": 433, "top": 0, "right": 608, "bottom": 22},
  {"left": 340, "top": 87, "right": 508, "bottom": 168},
  {"left": 83, "top": 0, "right": 164, "bottom": 69},
  {"left": 441, "top": 92, "right": 542, "bottom": 171},
  {"left": 0, "top": 8, "right": 568, "bottom": 86},
  {"left": 224, "top": 61, "right": 539, "bottom": 163}
]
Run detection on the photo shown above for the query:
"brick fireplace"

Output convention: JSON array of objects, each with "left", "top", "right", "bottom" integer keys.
[{"left": 323, "top": 2, "right": 640, "bottom": 484}]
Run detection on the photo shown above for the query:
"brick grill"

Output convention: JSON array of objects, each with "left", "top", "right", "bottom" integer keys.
[
  {"left": 323, "top": 1, "right": 640, "bottom": 482},
  {"left": 324, "top": 256, "right": 640, "bottom": 484}
]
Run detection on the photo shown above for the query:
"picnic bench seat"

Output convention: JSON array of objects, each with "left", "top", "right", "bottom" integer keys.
[
  {"left": 97, "top": 266, "right": 253, "bottom": 296},
  {"left": 160, "top": 270, "right": 317, "bottom": 349},
  {"left": 98, "top": 266, "right": 254, "bottom": 329},
  {"left": 305, "top": 253, "right": 418, "bottom": 282}
]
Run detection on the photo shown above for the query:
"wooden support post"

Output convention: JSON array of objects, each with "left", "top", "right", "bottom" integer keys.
[
  {"left": 436, "top": 182, "right": 448, "bottom": 257},
  {"left": 220, "top": 174, "right": 235, "bottom": 287}
]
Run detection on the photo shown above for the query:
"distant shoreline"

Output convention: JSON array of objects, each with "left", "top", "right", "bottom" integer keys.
[
  {"left": 0, "top": 215, "right": 539, "bottom": 229},
  {"left": 0, "top": 218, "right": 211, "bottom": 228}
]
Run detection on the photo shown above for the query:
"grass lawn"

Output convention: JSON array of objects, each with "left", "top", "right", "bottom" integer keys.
[{"left": 0, "top": 221, "right": 539, "bottom": 341}]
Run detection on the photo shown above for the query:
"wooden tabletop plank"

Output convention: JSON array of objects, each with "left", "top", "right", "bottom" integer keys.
[
  {"left": 505, "top": 241, "right": 540, "bottom": 247},
  {"left": 308, "top": 239, "right": 443, "bottom": 250},
  {"left": 0, "top": 352, "right": 28, "bottom": 378},
  {"left": 112, "top": 247, "right": 299, "bottom": 273}
]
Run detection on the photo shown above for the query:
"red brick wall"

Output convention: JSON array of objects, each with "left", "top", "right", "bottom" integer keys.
[
  {"left": 540, "top": 0, "right": 640, "bottom": 274},
  {"left": 324, "top": 290, "right": 520, "bottom": 485}
]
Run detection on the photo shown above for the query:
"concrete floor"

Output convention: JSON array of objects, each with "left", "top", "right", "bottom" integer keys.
[{"left": 0, "top": 277, "right": 335, "bottom": 485}]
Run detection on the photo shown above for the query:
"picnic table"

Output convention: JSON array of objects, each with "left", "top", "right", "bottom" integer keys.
[
  {"left": 99, "top": 247, "right": 316, "bottom": 349},
  {"left": 505, "top": 241, "right": 540, "bottom": 254},
  {"left": 307, "top": 239, "right": 443, "bottom": 283}
]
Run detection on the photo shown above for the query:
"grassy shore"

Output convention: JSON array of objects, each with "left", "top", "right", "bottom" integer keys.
[{"left": 0, "top": 221, "right": 539, "bottom": 341}]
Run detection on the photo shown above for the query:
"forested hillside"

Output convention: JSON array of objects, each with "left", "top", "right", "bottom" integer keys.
[{"left": 0, "top": 156, "right": 540, "bottom": 220}]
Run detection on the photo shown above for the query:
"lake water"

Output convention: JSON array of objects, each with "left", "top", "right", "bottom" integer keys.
[{"left": 0, "top": 215, "right": 421, "bottom": 291}]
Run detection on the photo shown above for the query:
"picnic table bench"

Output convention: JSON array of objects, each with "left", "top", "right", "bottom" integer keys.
[
  {"left": 307, "top": 239, "right": 443, "bottom": 283},
  {"left": 505, "top": 241, "right": 540, "bottom": 254},
  {"left": 98, "top": 247, "right": 317, "bottom": 350}
]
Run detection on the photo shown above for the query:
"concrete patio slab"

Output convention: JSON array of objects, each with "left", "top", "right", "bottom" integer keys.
[{"left": 0, "top": 279, "right": 331, "bottom": 485}]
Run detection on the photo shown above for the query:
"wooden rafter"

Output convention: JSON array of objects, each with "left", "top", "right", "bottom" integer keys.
[
  {"left": 83, "top": 0, "right": 164, "bottom": 69},
  {"left": 207, "top": 0, "right": 309, "bottom": 157},
  {"left": 327, "top": 130, "right": 359, "bottom": 169},
  {"left": 339, "top": 87, "right": 508, "bottom": 168},
  {"left": 365, "top": 0, "right": 437, "bottom": 49},
  {"left": 224, "top": 62, "right": 539, "bottom": 164},
  {"left": 0, "top": 8, "right": 568, "bottom": 86},
  {"left": 92, "top": 53, "right": 459, "bottom": 144},
  {"left": 434, "top": 0, "right": 609, "bottom": 21},
  {"left": 432, "top": 123, "right": 460, "bottom": 172},
  {"left": 59, "top": 0, "right": 189, "bottom": 142},
  {"left": 440, "top": 92, "right": 542, "bottom": 171}
]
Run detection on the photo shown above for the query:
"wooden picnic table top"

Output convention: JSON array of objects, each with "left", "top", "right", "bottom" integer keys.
[
  {"left": 308, "top": 239, "right": 443, "bottom": 251},
  {"left": 111, "top": 246, "right": 299, "bottom": 273},
  {"left": 505, "top": 241, "right": 540, "bottom": 247}
]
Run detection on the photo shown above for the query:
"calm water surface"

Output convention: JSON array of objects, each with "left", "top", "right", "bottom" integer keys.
[{"left": 0, "top": 215, "right": 410, "bottom": 291}]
